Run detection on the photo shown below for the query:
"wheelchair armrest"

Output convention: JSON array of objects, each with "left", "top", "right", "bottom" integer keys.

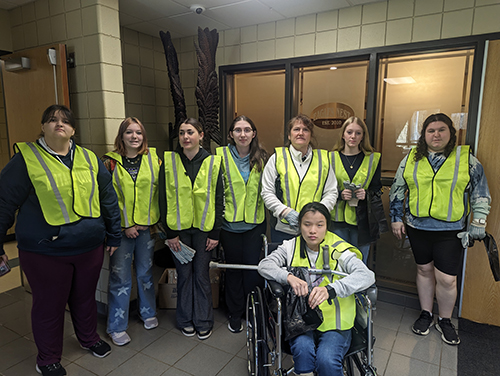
[
  {"left": 267, "top": 280, "right": 285, "bottom": 299},
  {"left": 358, "top": 285, "right": 378, "bottom": 309}
]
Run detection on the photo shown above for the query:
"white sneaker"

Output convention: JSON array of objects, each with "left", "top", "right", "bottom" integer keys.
[
  {"left": 143, "top": 317, "right": 158, "bottom": 330},
  {"left": 109, "top": 331, "right": 131, "bottom": 346}
]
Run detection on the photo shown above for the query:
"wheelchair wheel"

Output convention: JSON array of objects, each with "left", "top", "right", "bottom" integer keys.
[{"left": 246, "top": 286, "right": 269, "bottom": 376}]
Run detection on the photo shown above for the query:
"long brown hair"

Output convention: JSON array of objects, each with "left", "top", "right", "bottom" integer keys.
[
  {"left": 228, "top": 115, "right": 268, "bottom": 171},
  {"left": 414, "top": 113, "right": 456, "bottom": 161},
  {"left": 114, "top": 117, "right": 149, "bottom": 156},
  {"left": 332, "top": 116, "right": 374, "bottom": 154}
]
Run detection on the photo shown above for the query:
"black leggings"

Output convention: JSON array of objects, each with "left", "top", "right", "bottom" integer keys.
[{"left": 406, "top": 226, "right": 464, "bottom": 276}]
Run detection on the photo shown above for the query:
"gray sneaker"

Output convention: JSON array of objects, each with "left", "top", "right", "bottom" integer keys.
[{"left": 109, "top": 331, "right": 131, "bottom": 346}]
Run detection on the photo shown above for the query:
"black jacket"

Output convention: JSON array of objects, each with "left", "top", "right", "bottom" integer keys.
[
  {"left": 356, "top": 189, "right": 388, "bottom": 246},
  {"left": 159, "top": 146, "right": 224, "bottom": 240},
  {"left": 0, "top": 141, "right": 121, "bottom": 256}
]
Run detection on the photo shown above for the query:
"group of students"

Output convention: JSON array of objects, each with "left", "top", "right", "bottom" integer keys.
[{"left": 0, "top": 104, "right": 490, "bottom": 376}]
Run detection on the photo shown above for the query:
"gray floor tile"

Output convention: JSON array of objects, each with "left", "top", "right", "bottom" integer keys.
[
  {"left": 373, "top": 346, "right": 390, "bottom": 376},
  {"left": 125, "top": 322, "right": 168, "bottom": 351},
  {"left": 65, "top": 362, "right": 100, "bottom": 375},
  {"left": 173, "top": 342, "right": 233, "bottom": 376},
  {"left": 0, "top": 324, "right": 21, "bottom": 347},
  {"left": 373, "top": 324, "right": 398, "bottom": 351},
  {"left": 161, "top": 366, "right": 193, "bottom": 376},
  {"left": 3, "top": 314, "right": 32, "bottom": 336},
  {"left": 201, "top": 322, "right": 246, "bottom": 355},
  {"left": 0, "top": 336, "right": 38, "bottom": 372},
  {"left": 74, "top": 344, "right": 138, "bottom": 376},
  {"left": 0, "top": 300, "right": 31, "bottom": 325},
  {"left": 0, "top": 292, "right": 19, "bottom": 309},
  {"left": 373, "top": 304, "right": 404, "bottom": 331},
  {"left": 392, "top": 332, "right": 443, "bottom": 365},
  {"left": 141, "top": 331, "right": 197, "bottom": 365},
  {"left": 156, "top": 309, "right": 177, "bottom": 331},
  {"left": 106, "top": 352, "right": 170, "bottom": 376},
  {"left": 215, "top": 355, "right": 247, "bottom": 376},
  {"left": 1, "top": 354, "right": 39, "bottom": 376},
  {"left": 440, "top": 342, "right": 458, "bottom": 371},
  {"left": 61, "top": 334, "right": 88, "bottom": 362},
  {"left": 439, "top": 366, "right": 457, "bottom": 376},
  {"left": 384, "top": 352, "right": 440, "bottom": 376}
]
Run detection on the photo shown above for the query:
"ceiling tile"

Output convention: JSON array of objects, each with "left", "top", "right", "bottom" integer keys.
[
  {"left": 258, "top": 0, "right": 350, "bottom": 18},
  {"left": 202, "top": 0, "right": 285, "bottom": 28},
  {"left": 154, "top": 13, "right": 229, "bottom": 37}
]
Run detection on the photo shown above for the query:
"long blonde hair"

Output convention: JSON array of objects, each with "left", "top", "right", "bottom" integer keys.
[{"left": 332, "top": 116, "right": 375, "bottom": 154}]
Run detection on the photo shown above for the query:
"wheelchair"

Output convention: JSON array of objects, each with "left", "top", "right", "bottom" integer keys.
[{"left": 211, "top": 236, "right": 377, "bottom": 376}]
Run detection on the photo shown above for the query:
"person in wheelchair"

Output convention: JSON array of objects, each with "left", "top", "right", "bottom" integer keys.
[{"left": 258, "top": 202, "right": 375, "bottom": 376}]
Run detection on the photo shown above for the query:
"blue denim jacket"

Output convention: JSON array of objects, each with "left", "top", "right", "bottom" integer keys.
[{"left": 389, "top": 150, "right": 491, "bottom": 231}]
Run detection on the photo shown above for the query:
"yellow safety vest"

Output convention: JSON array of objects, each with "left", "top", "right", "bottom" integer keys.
[
  {"left": 15, "top": 142, "right": 100, "bottom": 226},
  {"left": 291, "top": 231, "right": 361, "bottom": 331},
  {"left": 216, "top": 146, "right": 265, "bottom": 224},
  {"left": 164, "top": 151, "right": 221, "bottom": 232},
  {"left": 275, "top": 147, "right": 330, "bottom": 224},
  {"left": 330, "top": 152, "right": 381, "bottom": 225},
  {"left": 403, "top": 146, "right": 470, "bottom": 222},
  {"left": 105, "top": 148, "right": 160, "bottom": 228}
]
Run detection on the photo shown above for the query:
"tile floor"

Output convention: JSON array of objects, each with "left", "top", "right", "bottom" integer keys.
[{"left": 0, "top": 241, "right": 457, "bottom": 376}]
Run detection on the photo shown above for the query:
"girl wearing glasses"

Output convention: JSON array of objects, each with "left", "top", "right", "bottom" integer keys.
[{"left": 216, "top": 115, "right": 268, "bottom": 333}]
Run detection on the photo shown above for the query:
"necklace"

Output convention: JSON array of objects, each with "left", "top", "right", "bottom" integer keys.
[
  {"left": 343, "top": 153, "right": 360, "bottom": 169},
  {"left": 125, "top": 155, "right": 139, "bottom": 165}
]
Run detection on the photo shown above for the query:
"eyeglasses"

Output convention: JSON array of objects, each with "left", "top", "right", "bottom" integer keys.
[{"left": 232, "top": 128, "right": 254, "bottom": 134}]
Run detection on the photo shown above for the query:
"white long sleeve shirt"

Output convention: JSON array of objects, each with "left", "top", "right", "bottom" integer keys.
[{"left": 261, "top": 145, "right": 338, "bottom": 234}]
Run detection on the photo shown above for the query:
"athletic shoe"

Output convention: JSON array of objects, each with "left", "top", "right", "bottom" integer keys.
[
  {"left": 197, "top": 329, "right": 212, "bottom": 340},
  {"left": 228, "top": 320, "right": 244, "bottom": 333},
  {"left": 412, "top": 310, "right": 434, "bottom": 335},
  {"left": 436, "top": 318, "right": 461, "bottom": 345},
  {"left": 109, "top": 331, "right": 131, "bottom": 346},
  {"left": 36, "top": 363, "right": 66, "bottom": 376},
  {"left": 81, "top": 339, "right": 112, "bottom": 358},
  {"left": 181, "top": 326, "right": 196, "bottom": 337},
  {"left": 143, "top": 317, "right": 159, "bottom": 330}
]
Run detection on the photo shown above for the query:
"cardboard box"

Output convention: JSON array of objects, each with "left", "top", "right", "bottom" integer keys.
[{"left": 158, "top": 268, "right": 177, "bottom": 309}]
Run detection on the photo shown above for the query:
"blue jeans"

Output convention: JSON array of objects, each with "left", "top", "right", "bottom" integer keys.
[
  {"left": 107, "top": 229, "right": 156, "bottom": 333},
  {"left": 331, "top": 224, "right": 370, "bottom": 264},
  {"left": 289, "top": 329, "right": 352, "bottom": 375}
]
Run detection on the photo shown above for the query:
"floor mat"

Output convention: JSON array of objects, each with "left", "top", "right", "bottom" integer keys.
[{"left": 458, "top": 318, "right": 500, "bottom": 376}]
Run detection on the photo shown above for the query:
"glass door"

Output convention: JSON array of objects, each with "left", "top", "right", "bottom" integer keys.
[{"left": 374, "top": 49, "right": 474, "bottom": 293}]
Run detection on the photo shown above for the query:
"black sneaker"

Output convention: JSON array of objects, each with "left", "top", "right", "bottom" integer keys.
[
  {"left": 197, "top": 329, "right": 212, "bottom": 340},
  {"left": 181, "top": 326, "right": 196, "bottom": 337},
  {"left": 436, "top": 318, "right": 460, "bottom": 345},
  {"left": 36, "top": 362, "right": 67, "bottom": 376},
  {"left": 412, "top": 310, "right": 434, "bottom": 335},
  {"left": 81, "top": 339, "right": 112, "bottom": 358},
  {"left": 228, "top": 320, "right": 243, "bottom": 333}
]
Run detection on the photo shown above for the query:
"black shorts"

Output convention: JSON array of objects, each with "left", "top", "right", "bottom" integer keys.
[{"left": 406, "top": 226, "right": 464, "bottom": 276}]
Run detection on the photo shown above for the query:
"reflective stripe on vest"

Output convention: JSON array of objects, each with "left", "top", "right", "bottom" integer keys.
[
  {"left": 15, "top": 142, "right": 100, "bottom": 226},
  {"left": 403, "top": 146, "right": 470, "bottom": 222},
  {"left": 106, "top": 148, "right": 160, "bottom": 227},
  {"left": 330, "top": 152, "right": 381, "bottom": 225},
  {"left": 291, "top": 231, "right": 360, "bottom": 331},
  {"left": 275, "top": 148, "right": 329, "bottom": 224},
  {"left": 216, "top": 146, "right": 265, "bottom": 224},
  {"left": 164, "top": 152, "right": 221, "bottom": 232}
]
